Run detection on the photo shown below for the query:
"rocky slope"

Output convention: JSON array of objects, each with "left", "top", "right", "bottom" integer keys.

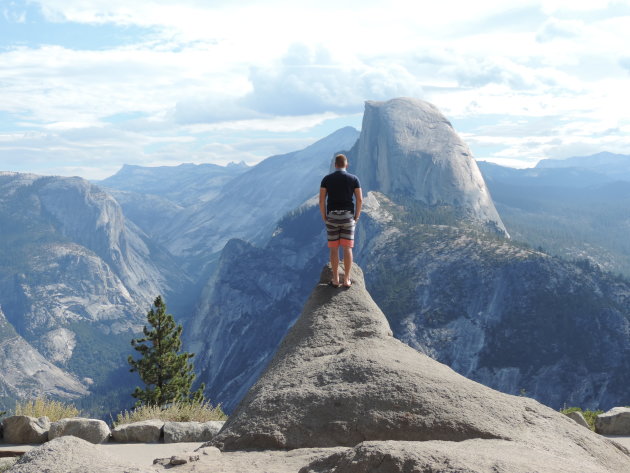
[
  {"left": 0, "top": 172, "right": 182, "bottom": 407},
  {"left": 0, "top": 126, "right": 359, "bottom": 410},
  {"left": 189, "top": 192, "right": 630, "bottom": 412},
  {"left": 0, "top": 306, "right": 88, "bottom": 403},
  {"left": 187, "top": 236, "right": 326, "bottom": 411},
  {"left": 360, "top": 193, "right": 630, "bottom": 410},
  {"left": 210, "top": 264, "right": 630, "bottom": 473}
]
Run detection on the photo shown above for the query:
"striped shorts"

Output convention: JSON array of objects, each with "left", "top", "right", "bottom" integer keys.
[{"left": 326, "top": 210, "right": 355, "bottom": 248}]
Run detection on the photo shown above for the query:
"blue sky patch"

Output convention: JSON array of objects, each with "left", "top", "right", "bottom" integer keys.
[{"left": 0, "top": 1, "right": 156, "bottom": 51}]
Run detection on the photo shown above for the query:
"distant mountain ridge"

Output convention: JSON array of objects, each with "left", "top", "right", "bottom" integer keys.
[
  {"left": 478, "top": 161, "right": 630, "bottom": 277},
  {"left": 99, "top": 161, "right": 250, "bottom": 206},
  {"left": 536, "top": 151, "right": 630, "bottom": 181},
  {"left": 163, "top": 126, "right": 360, "bottom": 261}
]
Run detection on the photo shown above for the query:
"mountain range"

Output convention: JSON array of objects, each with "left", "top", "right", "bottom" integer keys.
[
  {"left": 478, "top": 158, "right": 630, "bottom": 277},
  {"left": 0, "top": 172, "right": 184, "bottom": 411},
  {"left": 1, "top": 98, "right": 629, "bottom": 416}
]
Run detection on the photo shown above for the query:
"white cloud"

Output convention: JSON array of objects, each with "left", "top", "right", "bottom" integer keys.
[
  {"left": 181, "top": 112, "right": 342, "bottom": 133},
  {"left": 242, "top": 45, "right": 424, "bottom": 117},
  {"left": 0, "top": 124, "right": 193, "bottom": 178},
  {"left": 172, "top": 98, "right": 262, "bottom": 125},
  {"left": 0, "top": 0, "right": 627, "bottom": 177},
  {"left": 536, "top": 18, "right": 584, "bottom": 42},
  {"left": 3, "top": 2, "right": 27, "bottom": 22},
  {"left": 477, "top": 158, "right": 538, "bottom": 168}
]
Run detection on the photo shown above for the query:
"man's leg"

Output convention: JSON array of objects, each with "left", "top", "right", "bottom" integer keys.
[
  {"left": 342, "top": 247, "right": 352, "bottom": 286},
  {"left": 339, "top": 211, "right": 355, "bottom": 287},
  {"left": 330, "top": 247, "right": 340, "bottom": 285}
]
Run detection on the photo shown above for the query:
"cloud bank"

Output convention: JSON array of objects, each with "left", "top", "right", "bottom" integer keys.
[{"left": 0, "top": 0, "right": 629, "bottom": 178}]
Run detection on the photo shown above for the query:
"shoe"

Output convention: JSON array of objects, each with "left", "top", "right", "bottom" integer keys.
[
  {"left": 342, "top": 279, "right": 352, "bottom": 288},
  {"left": 328, "top": 281, "right": 340, "bottom": 288}
]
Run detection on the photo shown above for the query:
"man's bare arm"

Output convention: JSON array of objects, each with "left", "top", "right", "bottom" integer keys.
[
  {"left": 319, "top": 188, "right": 328, "bottom": 222},
  {"left": 354, "top": 188, "right": 363, "bottom": 221}
]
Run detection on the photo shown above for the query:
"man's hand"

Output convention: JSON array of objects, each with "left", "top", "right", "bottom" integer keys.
[
  {"left": 354, "top": 187, "right": 363, "bottom": 222},
  {"left": 319, "top": 187, "right": 328, "bottom": 223}
]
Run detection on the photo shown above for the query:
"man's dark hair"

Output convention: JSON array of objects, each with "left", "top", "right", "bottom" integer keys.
[{"left": 335, "top": 154, "right": 348, "bottom": 168}]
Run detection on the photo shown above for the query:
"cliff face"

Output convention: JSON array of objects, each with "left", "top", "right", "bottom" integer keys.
[
  {"left": 0, "top": 306, "right": 88, "bottom": 401},
  {"left": 34, "top": 176, "right": 173, "bottom": 304},
  {"left": 0, "top": 172, "right": 181, "bottom": 405},
  {"left": 187, "top": 235, "right": 326, "bottom": 410},
  {"left": 353, "top": 98, "right": 507, "bottom": 236}
]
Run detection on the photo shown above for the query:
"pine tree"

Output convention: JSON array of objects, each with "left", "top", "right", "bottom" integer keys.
[{"left": 128, "top": 295, "right": 204, "bottom": 406}]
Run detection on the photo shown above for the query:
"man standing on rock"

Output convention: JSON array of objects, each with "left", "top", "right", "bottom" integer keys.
[{"left": 320, "top": 154, "right": 362, "bottom": 288}]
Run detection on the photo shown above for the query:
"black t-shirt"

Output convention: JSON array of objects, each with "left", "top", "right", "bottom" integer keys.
[{"left": 320, "top": 170, "right": 361, "bottom": 213}]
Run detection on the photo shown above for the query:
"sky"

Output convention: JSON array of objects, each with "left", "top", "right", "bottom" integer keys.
[{"left": 0, "top": 0, "right": 629, "bottom": 180}]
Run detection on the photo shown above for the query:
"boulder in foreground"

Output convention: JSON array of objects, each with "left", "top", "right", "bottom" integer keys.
[
  {"left": 163, "top": 420, "right": 224, "bottom": 443},
  {"left": 111, "top": 419, "right": 163, "bottom": 443},
  {"left": 596, "top": 407, "right": 630, "bottom": 435},
  {"left": 1, "top": 416, "right": 49, "bottom": 444},
  {"left": 209, "top": 264, "right": 630, "bottom": 473},
  {"left": 49, "top": 417, "right": 110, "bottom": 444}
]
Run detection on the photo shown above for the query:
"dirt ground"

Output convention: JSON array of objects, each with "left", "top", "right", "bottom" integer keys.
[
  {"left": 0, "top": 441, "right": 347, "bottom": 472},
  {"left": 1, "top": 437, "right": 629, "bottom": 472}
]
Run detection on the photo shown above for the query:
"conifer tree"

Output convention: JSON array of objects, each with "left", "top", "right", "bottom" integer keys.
[{"left": 128, "top": 295, "right": 204, "bottom": 406}]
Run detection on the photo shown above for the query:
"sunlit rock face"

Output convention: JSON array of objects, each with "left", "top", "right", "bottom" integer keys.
[
  {"left": 353, "top": 98, "right": 508, "bottom": 236},
  {"left": 0, "top": 307, "right": 88, "bottom": 400},
  {"left": 0, "top": 172, "right": 181, "bottom": 406}
]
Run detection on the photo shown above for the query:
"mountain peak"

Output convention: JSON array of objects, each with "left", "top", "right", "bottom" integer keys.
[{"left": 354, "top": 98, "right": 508, "bottom": 236}]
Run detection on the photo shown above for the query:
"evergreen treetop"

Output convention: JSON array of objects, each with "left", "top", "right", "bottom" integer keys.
[{"left": 128, "top": 295, "right": 204, "bottom": 406}]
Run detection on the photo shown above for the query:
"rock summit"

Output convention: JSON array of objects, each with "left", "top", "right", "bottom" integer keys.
[
  {"left": 354, "top": 98, "right": 508, "bottom": 236},
  {"left": 210, "top": 264, "right": 629, "bottom": 472}
]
